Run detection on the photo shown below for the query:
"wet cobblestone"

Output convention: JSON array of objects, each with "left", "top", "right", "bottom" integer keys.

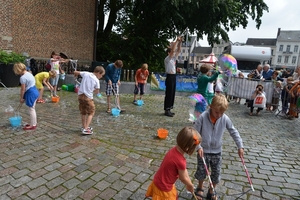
[{"left": 0, "top": 88, "right": 299, "bottom": 199}]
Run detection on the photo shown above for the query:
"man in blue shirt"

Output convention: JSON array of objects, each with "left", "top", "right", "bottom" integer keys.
[
  {"left": 262, "top": 64, "right": 273, "bottom": 80},
  {"left": 105, "top": 60, "right": 125, "bottom": 113}
]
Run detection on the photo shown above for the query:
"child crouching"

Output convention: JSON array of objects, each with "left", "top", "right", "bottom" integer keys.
[{"left": 145, "top": 127, "right": 201, "bottom": 199}]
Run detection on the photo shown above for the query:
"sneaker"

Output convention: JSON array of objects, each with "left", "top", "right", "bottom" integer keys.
[
  {"left": 23, "top": 125, "right": 37, "bottom": 130},
  {"left": 82, "top": 128, "right": 93, "bottom": 135},
  {"left": 279, "top": 112, "right": 286, "bottom": 117},
  {"left": 81, "top": 127, "right": 93, "bottom": 132},
  {"left": 117, "top": 107, "right": 126, "bottom": 113},
  {"left": 133, "top": 100, "right": 137, "bottom": 105}
]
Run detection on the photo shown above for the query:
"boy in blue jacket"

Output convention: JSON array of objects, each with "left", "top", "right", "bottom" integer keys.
[
  {"left": 194, "top": 94, "right": 244, "bottom": 200},
  {"left": 105, "top": 60, "right": 125, "bottom": 113}
]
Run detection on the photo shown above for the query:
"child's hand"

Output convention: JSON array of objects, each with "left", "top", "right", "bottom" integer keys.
[
  {"left": 238, "top": 148, "right": 244, "bottom": 158},
  {"left": 198, "top": 148, "right": 204, "bottom": 158},
  {"left": 186, "top": 184, "right": 194, "bottom": 193}
]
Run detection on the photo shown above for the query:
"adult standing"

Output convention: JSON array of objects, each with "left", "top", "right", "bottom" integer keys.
[
  {"left": 292, "top": 66, "right": 300, "bottom": 83},
  {"left": 262, "top": 64, "right": 273, "bottom": 80},
  {"left": 105, "top": 60, "right": 125, "bottom": 113},
  {"left": 164, "top": 36, "right": 182, "bottom": 117}
]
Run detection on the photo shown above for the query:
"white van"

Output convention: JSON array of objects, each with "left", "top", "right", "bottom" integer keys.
[{"left": 223, "top": 45, "right": 272, "bottom": 75}]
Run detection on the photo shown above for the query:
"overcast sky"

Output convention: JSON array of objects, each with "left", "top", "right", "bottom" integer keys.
[{"left": 198, "top": 0, "right": 300, "bottom": 46}]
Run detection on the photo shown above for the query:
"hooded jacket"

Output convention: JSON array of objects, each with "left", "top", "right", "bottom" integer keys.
[{"left": 194, "top": 109, "right": 244, "bottom": 153}]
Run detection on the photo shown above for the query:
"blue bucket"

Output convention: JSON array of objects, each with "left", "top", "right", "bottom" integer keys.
[
  {"left": 59, "top": 73, "right": 66, "bottom": 80},
  {"left": 111, "top": 108, "right": 120, "bottom": 116},
  {"left": 9, "top": 116, "right": 22, "bottom": 127},
  {"left": 137, "top": 100, "right": 144, "bottom": 106}
]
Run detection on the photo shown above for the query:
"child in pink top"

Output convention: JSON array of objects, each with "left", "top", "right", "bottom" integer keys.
[{"left": 145, "top": 127, "right": 201, "bottom": 199}]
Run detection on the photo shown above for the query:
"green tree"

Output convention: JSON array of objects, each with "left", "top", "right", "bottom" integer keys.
[{"left": 97, "top": 0, "right": 268, "bottom": 72}]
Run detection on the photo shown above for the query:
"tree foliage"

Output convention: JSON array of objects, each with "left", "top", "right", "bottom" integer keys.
[{"left": 97, "top": 0, "right": 268, "bottom": 72}]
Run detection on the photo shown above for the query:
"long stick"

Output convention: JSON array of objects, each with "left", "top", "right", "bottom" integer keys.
[
  {"left": 240, "top": 157, "right": 255, "bottom": 191},
  {"left": 192, "top": 192, "right": 198, "bottom": 200},
  {"left": 202, "top": 157, "right": 217, "bottom": 196},
  {"left": 111, "top": 86, "right": 119, "bottom": 108}
]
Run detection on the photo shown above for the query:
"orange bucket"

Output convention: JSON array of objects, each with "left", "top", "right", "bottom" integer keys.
[
  {"left": 157, "top": 128, "right": 168, "bottom": 139},
  {"left": 51, "top": 96, "right": 60, "bottom": 103}
]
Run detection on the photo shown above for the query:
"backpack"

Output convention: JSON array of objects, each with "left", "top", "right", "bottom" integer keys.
[{"left": 45, "top": 62, "right": 51, "bottom": 72}]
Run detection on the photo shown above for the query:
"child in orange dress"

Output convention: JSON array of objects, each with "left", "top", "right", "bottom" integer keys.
[{"left": 145, "top": 127, "right": 201, "bottom": 199}]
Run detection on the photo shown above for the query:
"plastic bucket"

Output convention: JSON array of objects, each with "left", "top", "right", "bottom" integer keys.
[
  {"left": 137, "top": 100, "right": 144, "bottom": 106},
  {"left": 51, "top": 96, "right": 60, "bottom": 103},
  {"left": 9, "top": 116, "right": 22, "bottom": 127},
  {"left": 59, "top": 73, "right": 66, "bottom": 80},
  {"left": 111, "top": 108, "right": 120, "bottom": 117},
  {"left": 157, "top": 128, "right": 168, "bottom": 139},
  {"left": 74, "top": 87, "right": 79, "bottom": 93},
  {"left": 62, "top": 85, "right": 68, "bottom": 91},
  {"left": 66, "top": 84, "right": 75, "bottom": 92}
]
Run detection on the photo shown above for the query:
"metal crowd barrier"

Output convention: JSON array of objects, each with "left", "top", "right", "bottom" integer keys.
[{"left": 226, "top": 77, "right": 300, "bottom": 118}]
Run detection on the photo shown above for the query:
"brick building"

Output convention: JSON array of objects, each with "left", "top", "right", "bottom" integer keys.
[{"left": 0, "top": 0, "right": 97, "bottom": 62}]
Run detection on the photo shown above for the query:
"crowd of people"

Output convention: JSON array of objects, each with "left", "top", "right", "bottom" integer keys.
[{"left": 246, "top": 64, "right": 300, "bottom": 119}]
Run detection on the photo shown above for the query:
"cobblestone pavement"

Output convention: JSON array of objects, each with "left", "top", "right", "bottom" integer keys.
[{"left": 0, "top": 88, "right": 299, "bottom": 200}]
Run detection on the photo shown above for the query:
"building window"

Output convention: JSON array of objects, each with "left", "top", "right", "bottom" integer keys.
[
  {"left": 277, "top": 56, "right": 282, "bottom": 63},
  {"left": 292, "top": 56, "right": 296, "bottom": 64},
  {"left": 286, "top": 45, "right": 291, "bottom": 52},
  {"left": 294, "top": 45, "right": 299, "bottom": 53},
  {"left": 182, "top": 49, "right": 185, "bottom": 53},
  {"left": 279, "top": 45, "right": 283, "bottom": 51},
  {"left": 284, "top": 56, "right": 289, "bottom": 63}
]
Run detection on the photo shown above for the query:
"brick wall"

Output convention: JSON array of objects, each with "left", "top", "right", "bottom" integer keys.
[{"left": 1, "top": 0, "right": 96, "bottom": 62}]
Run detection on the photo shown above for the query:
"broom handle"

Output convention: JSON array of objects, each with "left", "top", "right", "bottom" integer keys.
[
  {"left": 202, "top": 157, "right": 216, "bottom": 194},
  {"left": 192, "top": 192, "right": 198, "bottom": 200},
  {"left": 241, "top": 157, "right": 255, "bottom": 191}
]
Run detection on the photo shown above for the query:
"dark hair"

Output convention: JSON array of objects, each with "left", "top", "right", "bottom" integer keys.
[
  {"left": 256, "top": 84, "right": 264, "bottom": 90},
  {"left": 51, "top": 51, "right": 57, "bottom": 58},
  {"left": 166, "top": 47, "right": 172, "bottom": 54},
  {"left": 200, "top": 64, "right": 212, "bottom": 74},
  {"left": 114, "top": 60, "right": 123, "bottom": 68}
]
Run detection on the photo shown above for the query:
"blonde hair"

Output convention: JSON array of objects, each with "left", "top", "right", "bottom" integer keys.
[
  {"left": 177, "top": 127, "right": 201, "bottom": 155},
  {"left": 94, "top": 66, "right": 105, "bottom": 75},
  {"left": 49, "top": 70, "right": 57, "bottom": 78},
  {"left": 210, "top": 94, "right": 228, "bottom": 112},
  {"left": 13, "top": 62, "right": 26, "bottom": 75},
  {"left": 276, "top": 81, "right": 282, "bottom": 88},
  {"left": 141, "top": 63, "right": 148, "bottom": 70}
]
